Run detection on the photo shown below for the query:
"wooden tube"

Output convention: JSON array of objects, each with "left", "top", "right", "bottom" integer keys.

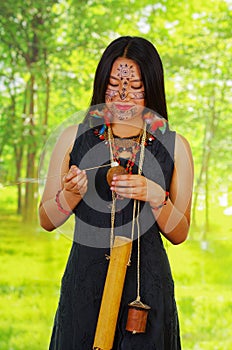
[{"left": 93, "top": 236, "right": 132, "bottom": 350}]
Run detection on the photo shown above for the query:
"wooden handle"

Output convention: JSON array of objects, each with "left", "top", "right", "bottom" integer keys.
[{"left": 93, "top": 236, "right": 132, "bottom": 350}]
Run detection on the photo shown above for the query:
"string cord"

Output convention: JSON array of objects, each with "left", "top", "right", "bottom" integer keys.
[
  {"left": 108, "top": 122, "right": 147, "bottom": 301},
  {"left": 1, "top": 163, "right": 113, "bottom": 188},
  {"left": 135, "top": 124, "right": 146, "bottom": 301}
]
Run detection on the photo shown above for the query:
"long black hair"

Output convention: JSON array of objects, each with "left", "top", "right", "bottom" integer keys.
[{"left": 89, "top": 36, "right": 168, "bottom": 120}]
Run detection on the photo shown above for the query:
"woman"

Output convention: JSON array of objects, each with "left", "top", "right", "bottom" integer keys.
[{"left": 39, "top": 36, "right": 193, "bottom": 349}]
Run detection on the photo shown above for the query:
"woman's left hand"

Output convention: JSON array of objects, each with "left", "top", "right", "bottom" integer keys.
[{"left": 110, "top": 174, "right": 165, "bottom": 207}]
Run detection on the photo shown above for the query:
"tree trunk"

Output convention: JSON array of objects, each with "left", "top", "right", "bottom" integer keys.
[
  {"left": 192, "top": 121, "right": 207, "bottom": 229},
  {"left": 23, "top": 74, "right": 38, "bottom": 223},
  {"left": 15, "top": 146, "right": 24, "bottom": 215}
]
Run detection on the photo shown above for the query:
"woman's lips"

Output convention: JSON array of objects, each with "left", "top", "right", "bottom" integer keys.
[{"left": 114, "top": 104, "right": 133, "bottom": 111}]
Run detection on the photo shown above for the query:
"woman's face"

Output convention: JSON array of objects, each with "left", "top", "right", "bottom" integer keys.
[{"left": 105, "top": 57, "right": 145, "bottom": 121}]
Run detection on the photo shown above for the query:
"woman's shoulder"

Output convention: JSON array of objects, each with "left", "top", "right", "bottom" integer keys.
[
  {"left": 60, "top": 124, "right": 79, "bottom": 139},
  {"left": 51, "top": 125, "right": 79, "bottom": 157},
  {"left": 174, "top": 133, "right": 193, "bottom": 165},
  {"left": 58, "top": 124, "right": 80, "bottom": 144},
  {"left": 175, "top": 133, "right": 192, "bottom": 152}
]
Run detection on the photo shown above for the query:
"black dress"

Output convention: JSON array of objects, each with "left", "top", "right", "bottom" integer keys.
[{"left": 49, "top": 118, "right": 181, "bottom": 350}]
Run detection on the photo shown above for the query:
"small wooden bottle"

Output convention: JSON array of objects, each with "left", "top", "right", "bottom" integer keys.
[{"left": 126, "top": 300, "right": 151, "bottom": 334}]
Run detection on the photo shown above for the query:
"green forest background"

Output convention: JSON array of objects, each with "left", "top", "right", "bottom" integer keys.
[{"left": 0, "top": 0, "right": 231, "bottom": 349}]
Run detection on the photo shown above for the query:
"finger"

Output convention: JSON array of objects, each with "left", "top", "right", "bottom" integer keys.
[
  {"left": 112, "top": 174, "right": 134, "bottom": 181},
  {"left": 65, "top": 175, "right": 86, "bottom": 194},
  {"left": 116, "top": 189, "right": 135, "bottom": 199},
  {"left": 74, "top": 173, "right": 87, "bottom": 190},
  {"left": 68, "top": 169, "right": 87, "bottom": 187},
  {"left": 113, "top": 185, "right": 136, "bottom": 195},
  {"left": 78, "top": 178, "right": 88, "bottom": 195},
  {"left": 64, "top": 170, "right": 77, "bottom": 182},
  {"left": 65, "top": 166, "right": 82, "bottom": 180},
  {"left": 114, "top": 184, "right": 148, "bottom": 201},
  {"left": 112, "top": 174, "right": 144, "bottom": 184},
  {"left": 65, "top": 168, "right": 84, "bottom": 183},
  {"left": 111, "top": 177, "right": 145, "bottom": 189}
]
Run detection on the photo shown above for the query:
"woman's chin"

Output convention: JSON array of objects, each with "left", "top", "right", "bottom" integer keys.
[{"left": 108, "top": 103, "right": 144, "bottom": 122}]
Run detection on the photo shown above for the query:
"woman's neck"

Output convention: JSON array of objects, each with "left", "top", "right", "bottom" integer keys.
[{"left": 111, "top": 118, "right": 144, "bottom": 138}]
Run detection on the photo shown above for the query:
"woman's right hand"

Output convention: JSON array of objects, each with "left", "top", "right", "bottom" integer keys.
[
  {"left": 39, "top": 125, "right": 87, "bottom": 231},
  {"left": 63, "top": 165, "right": 88, "bottom": 201}
]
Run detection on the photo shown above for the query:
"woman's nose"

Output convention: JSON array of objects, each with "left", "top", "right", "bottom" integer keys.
[{"left": 119, "top": 88, "right": 130, "bottom": 101}]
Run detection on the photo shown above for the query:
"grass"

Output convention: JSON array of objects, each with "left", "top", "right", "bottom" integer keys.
[
  {"left": 0, "top": 187, "right": 232, "bottom": 349},
  {"left": 168, "top": 241, "right": 232, "bottom": 349},
  {"left": 0, "top": 215, "right": 71, "bottom": 350}
]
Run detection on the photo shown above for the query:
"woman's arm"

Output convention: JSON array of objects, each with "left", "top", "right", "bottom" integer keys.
[
  {"left": 110, "top": 133, "right": 194, "bottom": 245},
  {"left": 39, "top": 125, "right": 88, "bottom": 231},
  {"left": 151, "top": 134, "right": 194, "bottom": 244}
]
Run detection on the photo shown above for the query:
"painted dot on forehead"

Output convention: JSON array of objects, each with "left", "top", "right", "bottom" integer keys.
[{"left": 117, "top": 63, "right": 135, "bottom": 80}]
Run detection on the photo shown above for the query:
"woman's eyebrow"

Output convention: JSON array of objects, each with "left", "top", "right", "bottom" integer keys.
[
  {"left": 110, "top": 75, "right": 120, "bottom": 81},
  {"left": 130, "top": 79, "right": 143, "bottom": 83}
]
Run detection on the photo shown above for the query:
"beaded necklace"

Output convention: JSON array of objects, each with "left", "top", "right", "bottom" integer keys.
[
  {"left": 107, "top": 126, "right": 143, "bottom": 174},
  {"left": 93, "top": 124, "right": 155, "bottom": 175}
]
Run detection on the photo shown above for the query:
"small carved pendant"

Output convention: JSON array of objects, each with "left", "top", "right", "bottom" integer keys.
[
  {"left": 126, "top": 300, "right": 151, "bottom": 334},
  {"left": 106, "top": 163, "right": 127, "bottom": 186}
]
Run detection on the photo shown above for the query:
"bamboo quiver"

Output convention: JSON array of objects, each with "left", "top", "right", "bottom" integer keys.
[{"left": 93, "top": 236, "right": 132, "bottom": 350}]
